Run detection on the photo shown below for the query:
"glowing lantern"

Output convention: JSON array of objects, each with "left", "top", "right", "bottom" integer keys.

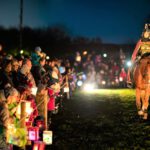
[
  {"left": 28, "top": 127, "right": 39, "bottom": 141},
  {"left": 102, "top": 80, "right": 106, "bottom": 85},
  {"left": 43, "top": 130, "right": 53, "bottom": 145},
  {"left": 64, "top": 86, "right": 69, "bottom": 92},
  {"left": 16, "top": 101, "right": 33, "bottom": 120},
  {"left": 33, "top": 141, "right": 45, "bottom": 150},
  {"left": 31, "top": 87, "right": 38, "bottom": 96},
  {"left": 119, "top": 77, "right": 123, "bottom": 82},
  {"left": 20, "top": 50, "right": 24, "bottom": 54},
  {"left": 83, "top": 51, "right": 87, "bottom": 55},
  {"left": 76, "top": 55, "right": 81, "bottom": 62}
]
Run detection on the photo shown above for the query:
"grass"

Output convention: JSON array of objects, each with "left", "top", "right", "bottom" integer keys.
[{"left": 49, "top": 88, "right": 150, "bottom": 149}]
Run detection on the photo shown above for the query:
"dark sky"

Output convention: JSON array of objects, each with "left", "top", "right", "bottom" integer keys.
[{"left": 0, "top": 0, "right": 150, "bottom": 43}]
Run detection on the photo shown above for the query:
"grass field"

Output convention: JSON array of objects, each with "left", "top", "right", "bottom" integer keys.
[{"left": 50, "top": 89, "right": 150, "bottom": 150}]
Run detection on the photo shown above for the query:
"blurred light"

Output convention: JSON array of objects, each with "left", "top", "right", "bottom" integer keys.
[
  {"left": 111, "top": 81, "right": 115, "bottom": 85},
  {"left": 127, "top": 61, "right": 132, "bottom": 67},
  {"left": 77, "top": 80, "right": 83, "bottom": 87},
  {"left": 31, "top": 87, "right": 38, "bottom": 96},
  {"left": 119, "top": 77, "right": 123, "bottom": 82},
  {"left": 46, "top": 56, "right": 50, "bottom": 60},
  {"left": 59, "top": 66, "right": 66, "bottom": 74},
  {"left": 76, "top": 56, "right": 81, "bottom": 62},
  {"left": 83, "top": 83, "right": 94, "bottom": 91},
  {"left": 83, "top": 51, "right": 87, "bottom": 55},
  {"left": 102, "top": 80, "right": 106, "bottom": 85},
  {"left": 82, "top": 74, "right": 87, "bottom": 80},
  {"left": 20, "top": 50, "right": 24, "bottom": 54},
  {"left": 115, "top": 78, "right": 119, "bottom": 83},
  {"left": 103, "top": 53, "right": 107, "bottom": 57}
]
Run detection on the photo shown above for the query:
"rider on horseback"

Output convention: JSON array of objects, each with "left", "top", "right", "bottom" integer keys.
[{"left": 127, "top": 23, "right": 150, "bottom": 88}]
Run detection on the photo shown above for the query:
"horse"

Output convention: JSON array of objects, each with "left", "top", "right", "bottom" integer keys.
[{"left": 133, "top": 55, "right": 150, "bottom": 119}]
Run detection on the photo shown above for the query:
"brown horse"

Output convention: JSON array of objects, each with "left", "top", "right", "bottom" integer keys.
[{"left": 133, "top": 55, "right": 150, "bottom": 119}]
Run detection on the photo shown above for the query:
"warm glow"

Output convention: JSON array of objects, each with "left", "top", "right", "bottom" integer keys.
[
  {"left": 43, "top": 130, "right": 53, "bottom": 145},
  {"left": 83, "top": 51, "right": 87, "bottom": 55},
  {"left": 20, "top": 50, "right": 24, "bottom": 54},
  {"left": 83, "top": 83, "right": 95, "bottom": 91}
]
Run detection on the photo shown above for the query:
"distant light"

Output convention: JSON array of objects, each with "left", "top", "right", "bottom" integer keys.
[
  {"left": 20, "top": 50, "right": 24, "bottom": 54},
  {"left": 76, "top": 56, "right": 81, "bottom": 62},
  {"left": 83, "top": 51, "right": 87, "bottom": 55},
  {"left": 103, "top": 53, "right": 107, "bottom": 57},
  {"left": 77, "top": 80, "right": 83, "bottom": 87},
  {"left": 83, "top": 83, "right": 94, "bottom": 91},
  {"left": 59, "top": 66, "right": 66, "bottom": 74},
  {"left": 46, "top": 56, "right": 50, "bottom": 60},
  {"left": 127, "top": 61, "right": 132, "bottom": 67},
  {"left": 119, "top": 77, "right": 123, "bottom": 82},
  {"left": 102, "top": 80, "right": 106, "bottom": 85},
  {"left": 82, "top": 74, "right": 87, "bottom": 80}
]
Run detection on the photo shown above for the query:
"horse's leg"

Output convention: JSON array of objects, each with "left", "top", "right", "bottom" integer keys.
[
  {"left": 142, "top": 89, "right": 149, "bottom": 120},
  {"left": 136, "top": 88, "right": 143, "bottom": 115},
  {"left": 136, "top": 88, "right": 141, "bottom": 110}
]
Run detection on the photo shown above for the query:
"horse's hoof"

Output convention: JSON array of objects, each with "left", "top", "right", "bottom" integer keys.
[
  {"left": 138, "top": 110, "right": 144, "bottom": 116},
  {"left": 143, "top": 113, "right": 148, "bottom": 120}
]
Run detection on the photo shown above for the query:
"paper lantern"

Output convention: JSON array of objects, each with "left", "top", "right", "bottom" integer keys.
[
  {"left": 6, "top": 124, "right": 27, "bottom": 147},
  {"left": 28, "top": 127, "right": 39, "bottom": 141},
  {"left": 33, "top": 141, "right": 45, "bottom": 150},
  {"left": 31, "top": 87, "right": 38, "bottom": 96},
  {"left": 43, "top": 130, "right": 53, "bottom": 145},
  {"left": 64, "top": 87, "right": 69, "bottom": 93},
  {"left": 16, "top": 101, "right": 33, "bottom": 120}
]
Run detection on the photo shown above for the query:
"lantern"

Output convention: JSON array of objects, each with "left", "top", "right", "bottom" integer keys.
[
  {"left": 28, "top": 127, "right": 39, "bottom": 141},
  {"left": 16, "top": 100, "right": 33, "bottom": 120},
  {"left": 33, "top": 141, "right": 45, "bottom": 150},
  {"left": 6, "top": 124, "right": 27, "bottom": 147},
  {"left": 31, "top": 87, "right": 38, "bottom": 96},
  {"left": 64, "top": 87, "right": 69, "bottom": 93},
  {"left": 43, "top": 130, "right": 53, "bottom": 145}
]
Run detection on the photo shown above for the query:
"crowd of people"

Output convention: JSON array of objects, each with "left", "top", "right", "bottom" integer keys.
[
  {"left": 0, "top": 44, "right": 129, "bottom": 148},
  {"left": 0, "top": 46, "right": 76, "bottom": 147},
  {"left": 74, "top": 49, "right": 127, "bottom": 88}
]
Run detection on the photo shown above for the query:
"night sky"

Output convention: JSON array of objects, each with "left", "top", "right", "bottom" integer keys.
[{"left": 0, "top": 0, "right": 150, "bottom": 43}]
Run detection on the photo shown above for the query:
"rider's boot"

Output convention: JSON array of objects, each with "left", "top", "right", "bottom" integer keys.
[{"left": 127, "top": 69, "right": 133, "bottom": 88}]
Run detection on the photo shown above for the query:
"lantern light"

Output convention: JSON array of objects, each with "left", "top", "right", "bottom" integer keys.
[
  {"left": 119, "top": 77, "right": 123, "bottom": 82},
  {"left": 28, "top": 127, "right": 39, "bottom": 141},
  {"left": 103, "top": 53, "right": 107, "bottom": 57},
  {"left": 46, "top": 56, "right": 50, "bottom": 60},
  {"left": 127, "top": 61, "right": 132, "bottom": 67},
  {"left": 43, "top": 130, "right": 53, "bottom": 145},
  {"left": 77, "top": 80, "right": 83, "bottom": 87},
  {"left": 31, "top": 87, "right": 38, "bottom": 96},
  {"left": 64, "top": 87, "right": 69, "bottom": 93},
  {"left": 83, "top": 51, "right": 87, "bottom": 55},
  {"left": 102, "top": 80, "right": 106, "bottom": 85},
  {"left": 20, "top": 50, "right": 24, "bottom": 54},
  {"left": 76, "top": 55, "right": 81, "bottom": 62}
]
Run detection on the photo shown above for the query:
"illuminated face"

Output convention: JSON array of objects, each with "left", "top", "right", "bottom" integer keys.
[
  {"left": 26, "top": 60, "right": 32, "bottom": 70},
  {"left": 5, "top": 63, "right": 12, "bottom": 72},
  {"left": 144, "top": 31, "right": 149, "bottom": 38}
]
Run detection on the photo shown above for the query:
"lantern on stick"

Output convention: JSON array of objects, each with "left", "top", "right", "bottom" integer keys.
[{"left": 43, "top": 130, "right": 53, "bottom": 145}]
